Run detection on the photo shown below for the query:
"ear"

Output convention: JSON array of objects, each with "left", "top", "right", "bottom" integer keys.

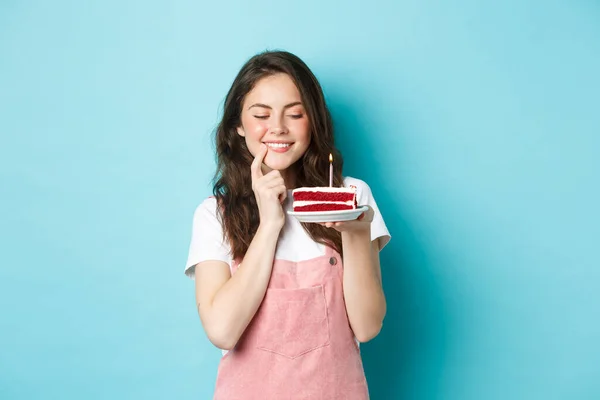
[{"left": 236, "top": 126, "right": 246, "bottom": 137}]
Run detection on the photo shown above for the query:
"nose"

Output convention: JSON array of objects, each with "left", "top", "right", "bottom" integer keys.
[{"left": 269, "top": 116, "right": 288, "bottom": 135}]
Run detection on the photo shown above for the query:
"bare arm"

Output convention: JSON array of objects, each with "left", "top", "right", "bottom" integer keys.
[
  {"left": 194, "top": 144, "right": 286, "bottom": 349},
  {"left": 341, "top": 231, "right": 386, "bottom": 342},
  {"left": 321, "top": 207, "right": 386, "bottom": 342},
  {"left": 194, "top": 223, "right": 281, "bottom": 350}
]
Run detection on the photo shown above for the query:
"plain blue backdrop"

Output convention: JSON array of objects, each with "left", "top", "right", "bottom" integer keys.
[{"left": 1, "top": 1, "right": 599, "bottom": 399}]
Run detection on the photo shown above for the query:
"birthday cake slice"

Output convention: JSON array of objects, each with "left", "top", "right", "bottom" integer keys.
[{"left": 292, "top": 186, "right": 358, "bottom": 212}]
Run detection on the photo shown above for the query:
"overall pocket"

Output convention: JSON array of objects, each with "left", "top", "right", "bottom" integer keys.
[{"left": 253, "top": 285, "right": 330, "bottom": 359}]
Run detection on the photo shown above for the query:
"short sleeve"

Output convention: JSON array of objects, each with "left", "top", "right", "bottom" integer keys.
[
  {"left": 184, "top": 197, "right": 232, "bottom": 279},
  {"left": 344, "top": 177, "right": 391, "bottom": 251}
]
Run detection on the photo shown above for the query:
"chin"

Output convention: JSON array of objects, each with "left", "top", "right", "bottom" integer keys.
[
  {"left": 264, "top": 156, "right": 295, "bottom": 171},
  {"left": 265, "top": 162, "right": 292, "bottom": 171}
]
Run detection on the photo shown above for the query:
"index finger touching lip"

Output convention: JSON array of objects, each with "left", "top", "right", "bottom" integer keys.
[{"left": 251, "top": 144, "right": 268, "bottom": 181}]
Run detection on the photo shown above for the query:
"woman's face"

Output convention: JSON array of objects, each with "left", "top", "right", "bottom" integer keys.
[{"left": 237, "top": 73, "right": 311, "bottom": 174}]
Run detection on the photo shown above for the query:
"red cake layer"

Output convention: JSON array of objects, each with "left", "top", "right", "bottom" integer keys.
[
  {"left": 294, "top": 204, "right": 355, "bottom": 212},
  {"left": 292, "top": 186, "right": 358, "bottom": 212},
  {"left": 293, "top": 191, "right": 355, "bottom": 202}
]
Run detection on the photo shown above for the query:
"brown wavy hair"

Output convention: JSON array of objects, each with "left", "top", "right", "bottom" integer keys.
[{"left": 213, "top": 50, "right": 345, "bottom": 260}]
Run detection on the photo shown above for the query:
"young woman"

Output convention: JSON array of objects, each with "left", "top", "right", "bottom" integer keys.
[{"left": 185, "top": 50, "right": 390, "bottom": 399}]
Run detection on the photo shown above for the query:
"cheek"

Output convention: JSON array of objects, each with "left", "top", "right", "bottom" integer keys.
[
  {"left": 294, "top": 119, "right": 311, "bottom": 141},
  {"left": 244, "top": 119, "right": 269, "bottom": 140},
  {"left": 239, "top": 116, "right": 268, "bottom": 155}
]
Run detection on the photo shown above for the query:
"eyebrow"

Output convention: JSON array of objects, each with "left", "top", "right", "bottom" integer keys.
[{"left": 248, "top": 101, "right": 303, "bottom": 110}]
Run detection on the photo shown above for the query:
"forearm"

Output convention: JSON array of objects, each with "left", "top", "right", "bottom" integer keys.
[
  {"left": 341, "top": 228, "right": 386, "bottom": 342},
  {"left": 207, "top": 223, "right": 280, "bottom": 348}
]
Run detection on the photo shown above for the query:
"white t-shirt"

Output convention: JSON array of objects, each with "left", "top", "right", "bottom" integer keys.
[{"left": 185, "top": 177, "right": 390, "bottom": 278}]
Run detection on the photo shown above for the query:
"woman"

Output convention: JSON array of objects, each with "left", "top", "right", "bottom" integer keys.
[{"left": 185, "top": 50, "right": 390, "bottom": 399}]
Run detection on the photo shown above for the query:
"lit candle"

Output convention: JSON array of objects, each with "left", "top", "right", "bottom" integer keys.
[{"left": 329, "top": 153, "right": 333, "bottom": 187}]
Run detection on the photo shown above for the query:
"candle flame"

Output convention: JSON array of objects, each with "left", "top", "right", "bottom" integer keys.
[{"left": 329, "top": 153, "right": 333, "bottom": 163}]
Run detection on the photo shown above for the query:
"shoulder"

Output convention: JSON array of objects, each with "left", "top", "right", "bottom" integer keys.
[
  {"left": 186, "top": 196, "right": 230, "bottom": 278},
  {"left": 343, "top": 176, "right": 373, "bottom": 197},
  {"left": 343, "top": 176, "right": 368, "bottom": 187},
  {"left": 192, "top": 196, "right": 222, "bottom": 227},
  {"left": 194, "top": 196, "right": 218, "bottom": 214},
  {"left": 344, "top": 176, "right": 391, "bottom": 249}
]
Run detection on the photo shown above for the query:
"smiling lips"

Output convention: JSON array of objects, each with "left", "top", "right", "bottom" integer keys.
[{"left": 264, "top": 142, "right": 292, "bottom": 153}]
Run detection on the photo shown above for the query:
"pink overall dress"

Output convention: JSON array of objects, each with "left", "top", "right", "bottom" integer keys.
[{"left": 213, "top": 246, "right": 369, "bottom": 399}]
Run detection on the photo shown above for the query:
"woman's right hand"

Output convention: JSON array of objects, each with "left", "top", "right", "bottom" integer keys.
[{"left": 251, "top": 144, "right": 287, "bottom": 231}]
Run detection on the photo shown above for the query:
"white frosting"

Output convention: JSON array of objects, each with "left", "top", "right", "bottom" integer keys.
[
  {"left": 293, "top": 200, "right": 355, "bottom": 207},
  {"left": 292, "top": 187, "right": 356, "bottom": 194}
]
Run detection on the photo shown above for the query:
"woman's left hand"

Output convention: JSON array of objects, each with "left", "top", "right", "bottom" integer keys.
[{"left": 318, "top": 206, "right": 374, "bottom": 233}]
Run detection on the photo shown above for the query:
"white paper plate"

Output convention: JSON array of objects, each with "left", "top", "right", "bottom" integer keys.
[{"left": 287, "top": 205, "right": 369, "bottom": 223}]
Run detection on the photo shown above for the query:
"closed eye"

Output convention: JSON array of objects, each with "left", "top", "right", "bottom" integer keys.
[
  {"left": 288, "top": 114, "right": 303, "bottom": 119},
  {"left": 253, "top": 115, "right": 269, "bottom": 119}
]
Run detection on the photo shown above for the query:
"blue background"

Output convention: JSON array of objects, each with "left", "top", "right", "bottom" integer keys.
[{"left": 1, "top": 1, "right": 599, "bottom": 399}]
